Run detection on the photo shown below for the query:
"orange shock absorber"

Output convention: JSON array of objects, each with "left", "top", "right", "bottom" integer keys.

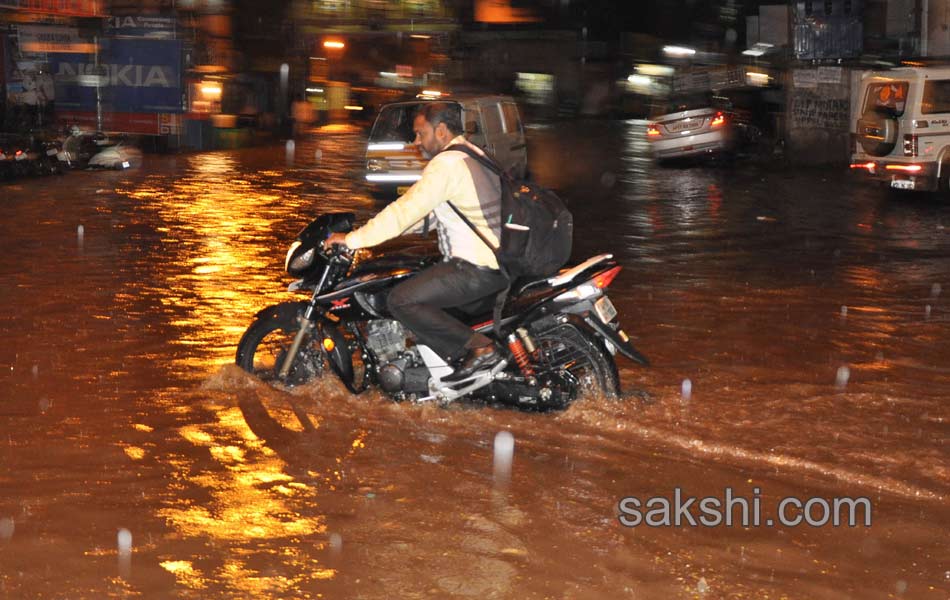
[{"left": 507, "top": 333, "right": 535, "bottom": 377}]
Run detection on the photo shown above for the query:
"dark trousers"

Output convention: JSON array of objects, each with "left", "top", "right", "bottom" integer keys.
[{"left": 387, "top": 258, "right": 509, "bottom": 361}]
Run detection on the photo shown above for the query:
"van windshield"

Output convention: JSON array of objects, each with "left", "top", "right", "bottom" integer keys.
[
  {"left": 862, "top": 82, "right": 909, "bottom": 116},
  {"left": 369, "top": 103, "right": 424, "bottom": 143},
  {"left": 921, "top": 80, "right": 950, "bottom": 114}
]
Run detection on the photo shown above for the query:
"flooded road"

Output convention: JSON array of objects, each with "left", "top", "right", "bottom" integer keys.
[{"left": 1, "top": 121, "right": 947, "bottom": 599}]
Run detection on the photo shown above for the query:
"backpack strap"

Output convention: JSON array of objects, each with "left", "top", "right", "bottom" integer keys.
[
  {"left": 445, "top": 143, "right": 505, "bottom": 176},
  {"left": 445, "top": 200, "right": 499, "bottom": 253},
  {"left": 443, "top": 147, "right": 512, "bottom": 340},
  {"left": 445, "top": 201, "right": 511, "bottom": 340}
]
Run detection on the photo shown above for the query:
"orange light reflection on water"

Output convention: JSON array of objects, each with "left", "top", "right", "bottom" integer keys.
[
  {"left": 159, "top": 405, "right": 333, "bottom": 593},
  {"left": 117, "top": 153, "right": 298, "bottom": 375}
]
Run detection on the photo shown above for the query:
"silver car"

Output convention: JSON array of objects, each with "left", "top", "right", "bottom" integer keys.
[{"left": 647, "top": 94, "right": 734, "bottom": 161}]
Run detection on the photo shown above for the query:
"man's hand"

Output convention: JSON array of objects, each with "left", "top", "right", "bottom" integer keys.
[{"left": 325, "top": 232, "right": 348, "bottom": 249}]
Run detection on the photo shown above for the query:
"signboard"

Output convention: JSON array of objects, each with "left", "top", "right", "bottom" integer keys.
[
  {"left": 18, "top": 25, "right": 95, "bottom": 54},
  {"left": 0, "top": 0, "right": 101, "bottom": 17},
  {"left": 818, "top": 66, "right": 842, "bottom": 84},
  {"left": 107, "top": 16, "right": 176, "bottom": 39},
  {"left": 56, "top": 109, "right": 180, "bottom": 135},
  {"left": 52, "top": 38, "right": 183, "bottom": 114},
  {"left": 793, "top": 69, "right": 818, "bottom": 88}
]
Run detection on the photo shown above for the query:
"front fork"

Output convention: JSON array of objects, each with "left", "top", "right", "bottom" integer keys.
[{"left": 277, "top": 263, "right": 332, "bottom": 379}]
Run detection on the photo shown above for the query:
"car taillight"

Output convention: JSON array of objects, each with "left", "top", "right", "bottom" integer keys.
[
  {"left": 647, "top": 124, "right": 660, "bottom": 137},
  {"left": 903, "top": 134, "right": 918, "bottom": 157},
  {"left": 884, "top": 164, "right": 922, "bottom": 172},
  {"left": 710, "top": 112, "right": 726, "bottom": 127}
]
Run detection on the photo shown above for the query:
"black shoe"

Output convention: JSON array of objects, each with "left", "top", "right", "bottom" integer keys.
[{"left": 443, "top": 345, "right": 500, "bottom": 382}]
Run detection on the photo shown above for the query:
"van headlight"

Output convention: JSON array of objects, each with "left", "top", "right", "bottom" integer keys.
[{"left": 366, "top": 158, "right": 390, "bottom": 172}]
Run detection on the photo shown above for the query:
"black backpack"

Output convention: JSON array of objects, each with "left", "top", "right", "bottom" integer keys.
[{"left": 445, "top": 144, "right": 573, "bottom": 281}]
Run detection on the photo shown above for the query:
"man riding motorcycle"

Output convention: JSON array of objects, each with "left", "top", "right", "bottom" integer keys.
[{"left": 326, "top": 102, "right": 507, "bottom": 381}]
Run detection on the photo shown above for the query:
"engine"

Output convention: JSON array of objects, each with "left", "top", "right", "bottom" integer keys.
[
  {"left": 365, "top": 319, "right": 408, "bottom": 363},
  {"left": 364, "top": 320, "right": 430, "bottom": 394}
]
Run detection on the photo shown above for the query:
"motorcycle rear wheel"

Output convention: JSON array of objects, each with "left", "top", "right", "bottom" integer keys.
[
  {"left": 534, "top": 323, "right": 620, "bottom": 400},
  {"left": 236, "top": 316, "right": 325, "bottom": 386}
]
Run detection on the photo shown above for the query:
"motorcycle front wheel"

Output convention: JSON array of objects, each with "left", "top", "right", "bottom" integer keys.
[
  {"left": 236, "top": 315, "right": 326, "bottom": 386},
  {"left": 534, "top": 323, "right": 620, "bottom": 400}
]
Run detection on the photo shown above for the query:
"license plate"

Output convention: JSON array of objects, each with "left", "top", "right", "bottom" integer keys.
[
  {"left": 594, "top": 296, "right": 617, "bottom": 324},
  {"left": 665, "top": 118, "right": 699, "bottom": 133},
  {"left": 891, "top": 178, "right": 915, "bottom": 190},
  {"left": 396, "top": 186, "right": 410, "bottom": 195}
]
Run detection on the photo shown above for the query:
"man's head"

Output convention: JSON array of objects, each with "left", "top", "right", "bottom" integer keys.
[{"left": 413, "top": 102, "right": 463, "bottom": 159}]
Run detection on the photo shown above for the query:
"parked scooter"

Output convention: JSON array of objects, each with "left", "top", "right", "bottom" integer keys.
[{"left": 59, "top": 126, "right": 138, "bottom": 170}]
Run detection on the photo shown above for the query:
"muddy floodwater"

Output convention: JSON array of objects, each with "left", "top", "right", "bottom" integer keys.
[{"left": 1, "top": 121, "right": 947, "bottom": 599}]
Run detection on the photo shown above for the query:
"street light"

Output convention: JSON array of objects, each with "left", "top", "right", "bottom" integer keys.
[{"left": 323, "top": 40, "right": 345, "bottom": 50}]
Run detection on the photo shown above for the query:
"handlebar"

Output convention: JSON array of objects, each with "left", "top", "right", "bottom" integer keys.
[{"left": 320, "top": 240, "right": 354, "bottom": 264}]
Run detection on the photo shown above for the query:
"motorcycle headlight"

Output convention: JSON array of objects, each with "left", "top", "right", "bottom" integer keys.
[
  {"left": 285, "top": 241, "right": 316, "bottom": 273},
  {"left": 289, "top": 247, "right": 315, "bottom": 272}
]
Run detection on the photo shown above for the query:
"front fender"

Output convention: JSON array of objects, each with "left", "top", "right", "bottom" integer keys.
[
  {"left": 319, "top": 322, "right": 365, "bottom": 394},
  {"left": 251, "top": 301, "right": 309, "bottom": 330}
]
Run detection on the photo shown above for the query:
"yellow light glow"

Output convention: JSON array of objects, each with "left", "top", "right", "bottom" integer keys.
[
  {"left": 200, "top": 82, "right": 222, "bottom": 98},
  {"left": 322, "top": 337, "right": 335, "bottom": 352},
  {"left": 123, "top": 446, "right": 146, "bottom": 460},
  {"left": 323, "top": 40, "right": 345, "bottom": 49}
]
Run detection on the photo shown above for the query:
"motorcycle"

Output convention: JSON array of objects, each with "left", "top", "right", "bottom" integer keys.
[
  {"left": 235, "top": 212, "right": 648, "bottom": 409},
  {"left": 59, "top": 127, "right": 137, "bottom": 170}
]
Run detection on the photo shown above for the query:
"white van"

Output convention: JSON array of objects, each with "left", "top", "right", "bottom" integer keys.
[
  {"left": 851, "top": 66, "right": 950, "bottom": 192},
  {"left": 365, "top": 94, "right": 527, "bottom": 196}
]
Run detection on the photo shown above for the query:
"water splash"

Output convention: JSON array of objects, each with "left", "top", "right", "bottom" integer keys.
[
  {"left": 117, "top": 528, "right": 132, "bottom": 579},
  {"left": 697, "top": 577, "right": 710, "bottom": 594},
  {"left": 285, "top": 140, "right": 296, "bottom": 166},
  {"left": 835, "top": 366, "right": 850, "bottom": 389},
  {"left": 681, "top": 379, "right": 693, "bottom": 403},
  {"left": 840, "top": 305, "right": 848, "bottom": 317},
  {"left": 329, "top": 532, "right": 343, "bottom": 555},
  {"left": 493, "top": 431, "right": 515, "bottom": 486},
  {"left": 117, "top": 528, "right": 132, "bottom": 553},
  {"left": 0, "top": 517, "right": 13, "bottom": 541}
]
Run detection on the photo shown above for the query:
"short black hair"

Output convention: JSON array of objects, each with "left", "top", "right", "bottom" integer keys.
[{"left": 417, "top": 102, "right": 463, "bottom": 136}]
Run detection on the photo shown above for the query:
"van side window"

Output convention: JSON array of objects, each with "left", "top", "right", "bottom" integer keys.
[
  {"left": 482, "top": 104, "right": 503, "bottom": 135},
  {"left": 501, "top": 102, "right": 522, "bottom": 134},
  {"left": 921, "top": 80, "right": 950, "bottom": 114},
  {"left": 463, "top": 106, "right": 482, "bottom": 135}
]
